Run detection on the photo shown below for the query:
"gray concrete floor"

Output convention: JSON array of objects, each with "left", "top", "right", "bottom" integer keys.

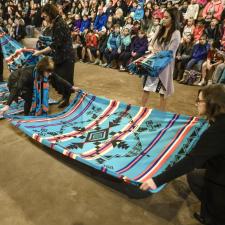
[{"left": 0, "top": 39, "right": 202, "bottom": 225}]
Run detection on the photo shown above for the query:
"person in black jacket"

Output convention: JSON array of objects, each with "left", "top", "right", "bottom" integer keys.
[
  {"left": 140, "top": 84, "right": 225, "bottom": 225},
  {"left": 0, "top": 57, "right": 79, "bottom": 116},
  {"left": 173, "top": 34, "right": 193, "bottom": 81},
  {"left": 33, "top": 3, "right": 75, "bottom": 108}
]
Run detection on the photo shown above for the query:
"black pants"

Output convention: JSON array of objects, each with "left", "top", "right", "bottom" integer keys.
[
  {"left": 54, "top": 59, "right": 75, "bottom": 100},
  {"left": 0, "top": 53, "right": 3, "bottom": 82},
  {"left": 119, "top": 52, "right": 144, "bottom": 67},
  {"left": 104, "top": 48, "right": 119, "bottom": 64},
  {"left": 187, "top": 169, "right": 205, "bottom": 201},
  {"left": 118, "top": 51, "right": 131, "bottom": 67},
  {"left": 21, "top": 91, "right": 33, "bottom": 115},
  {"left": 186, "top": 169, "right": 221, "bottom": 225}
]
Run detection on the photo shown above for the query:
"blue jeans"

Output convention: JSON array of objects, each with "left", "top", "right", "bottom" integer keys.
[{"left": 186, "top": 59, "right": 204, "bottom": 71}]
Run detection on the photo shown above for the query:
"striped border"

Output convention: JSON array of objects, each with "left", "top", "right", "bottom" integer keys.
[
  {"left": 45, "top": 100, "right": 121, "bottom": 143},
  {"left": 16, "top": 93, "right": 88, "bottom": 124},
  {"left": 116, "top": 114, "right": 179, "bottom": 174},
  {"left": 135, "top": 117, "right": 198, "bottom": 182}
]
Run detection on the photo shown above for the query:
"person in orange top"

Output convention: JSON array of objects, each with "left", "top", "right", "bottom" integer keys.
[
  {"left": 81, "top": 27, "right": 99, "bottom": 63},
  {"left": 193, "top": 19, "right": 205, "bottom": 42}
]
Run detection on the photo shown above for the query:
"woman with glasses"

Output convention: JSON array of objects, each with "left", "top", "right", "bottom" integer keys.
[
  {"left": 33, "top": 3, "right": 75, "bottom": 108},
  {"left": 140, "top": 84, "right": 225, "bottom": 225},
  {"left": 0, "top": 57, "right": 79, "bottom": 116}
]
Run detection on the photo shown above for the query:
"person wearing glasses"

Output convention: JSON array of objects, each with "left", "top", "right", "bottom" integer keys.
[
  {"left": 140, "top": 84, "right": 225, "bottom": 225},
  {"left": 33, "top": 3, "right": 75, "bottom": 108},
  {"left": 0, "top": 57, "right": 79, "bottom": 116}
]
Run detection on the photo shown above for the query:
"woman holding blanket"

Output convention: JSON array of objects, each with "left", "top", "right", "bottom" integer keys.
[
  {"left": 140, "top": 84, "right": 225, "bottom": 225},
  {"left": 0, "top": 57, "right": 79, "bottom": 116},
  {"left": 33, "top": 3, "right": 75, "bottom": 108},
  {"left": 141, "top": 8, "right": 181, "bottom": 111}
]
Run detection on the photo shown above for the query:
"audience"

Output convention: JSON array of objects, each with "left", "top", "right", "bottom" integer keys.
[{"left": 1, "top": 0, "right": 225, "bottom": 86}]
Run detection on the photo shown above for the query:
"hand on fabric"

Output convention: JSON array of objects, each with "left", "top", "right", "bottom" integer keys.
[
  {"left": 140, "top": 178, "right": 157, "bottom": 191},
  {"left": 71, "top": 86, "right": 80, "bottom": 92},
  {"left": 131, "top": 52, "right": 136, "bottom": 57},
  {"left": 0, "top": 105, "right": 10, "bottom": 115},
  {"left": 33, "top": 50, "right": 42, "bottom": 57}
]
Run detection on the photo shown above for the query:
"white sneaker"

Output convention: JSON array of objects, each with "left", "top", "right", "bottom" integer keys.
[
  {"left": 207, "top": 80, "right": 212, "bottom": 85},
  {"left": 198, "top": 80, "right": 206, "bottom": 86},
  {"left": 93, "top": 59, "right": 100, "bottom": 65},
  {"left": 101, "top": 63, "right": 108, "bottom": 67},
  {"left": 120, "top": 65, "right": 126, "bottom": 71}
]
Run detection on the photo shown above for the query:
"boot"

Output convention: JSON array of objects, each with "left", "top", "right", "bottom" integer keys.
[
  {"left": 58, "top": 97, "right": 70, "bottom": 108},
  {"left": 193, "top": 212, "right": 206, "bottom": 224}
]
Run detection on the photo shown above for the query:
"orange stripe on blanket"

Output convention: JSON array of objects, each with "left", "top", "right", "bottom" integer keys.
[{"left": 138, "top": 117, "right": 198, "bottom": 183}]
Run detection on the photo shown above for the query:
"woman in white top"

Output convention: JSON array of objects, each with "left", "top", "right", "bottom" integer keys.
[{"left": 142, "top": 8, "right": 181, "bottom": 111}]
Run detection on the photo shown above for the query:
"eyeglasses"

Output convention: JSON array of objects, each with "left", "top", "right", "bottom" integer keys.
[{"left": 196, "top": 98, "right": 206, "bottom": 104}]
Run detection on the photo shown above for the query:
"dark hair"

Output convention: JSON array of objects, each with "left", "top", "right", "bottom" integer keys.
[
  {"left": 36, "top": 56, "right": 54, "bottom": 75},
  {"left": 154, "top": 7, "right": 180, "bottom": 44},
  {"left": 41, "top": 3, "right": 59, "bottom": 21},
  {"left": 198, "top": 84, "right": 225, "bottom": 121},
  {"left": 113, "top": 23, "right": 120, "bottom": 29}
]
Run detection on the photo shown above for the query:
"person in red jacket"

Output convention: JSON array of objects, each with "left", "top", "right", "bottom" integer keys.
[{"left": 81, "top": 27, "right": 99, "bottom": 63}]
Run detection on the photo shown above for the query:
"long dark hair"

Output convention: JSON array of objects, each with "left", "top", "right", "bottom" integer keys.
[
  {"left": 198, "top": 84, "right": 225, "bottom": 121},
  {"left": 154, "top": 8, "right": 180, "bottom": 44},
  {"left": 41, "top": 3, "right": 59, "bottom": 22}
]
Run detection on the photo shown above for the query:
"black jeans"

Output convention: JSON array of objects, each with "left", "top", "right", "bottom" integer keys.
[
  {"left": 187, "top": 169, "right": 205, "bottom": 201},
  {"left": 21, "top": 90, "right": 33, "bottom": 115},
  {"left": 186, "top": 169, "right": 221, "bottom": 225},
  {"left": 54, "top": 59, "right": 75, "bottom": 100}
]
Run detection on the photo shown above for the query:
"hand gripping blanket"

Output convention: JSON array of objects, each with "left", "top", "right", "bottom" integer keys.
[
  {"left": 128, "top": 50, "right": 173, "bottom": 77},
  {"left": 10, "top": 91, "right": 208, "bottom": 192}
]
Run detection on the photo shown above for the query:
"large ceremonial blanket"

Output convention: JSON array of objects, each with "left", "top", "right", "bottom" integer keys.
[{"left": 10, "top": 91, "right": 208, "bottom": 192}]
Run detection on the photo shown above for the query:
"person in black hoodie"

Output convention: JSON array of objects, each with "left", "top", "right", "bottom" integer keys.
[
  {"left": 140, "top": 84, "right": 225, "bottom": 225},
  {"left": 174, "top": 34, "right": 194, "bottom": 81},
  {"left": 33, "top": 3, "right": 75, "bottom": 108},
  {"left": 0, "top": 57, "right": 79, "bottom": 116},
  {"left": 204, "top": 18, "right": 221, "bottom": 48}
]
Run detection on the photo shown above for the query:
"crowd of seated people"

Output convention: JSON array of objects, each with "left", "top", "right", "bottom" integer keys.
[{"left": 1, "top": 0, "right": 225, "bottom": 86}]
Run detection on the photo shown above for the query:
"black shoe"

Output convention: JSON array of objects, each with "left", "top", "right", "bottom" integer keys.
[
  {"left": 58, "top": 100, "right": 69, "bottom": 108},
  {"left": 193, "top": 212, "right": 206, "bottom": 224}
]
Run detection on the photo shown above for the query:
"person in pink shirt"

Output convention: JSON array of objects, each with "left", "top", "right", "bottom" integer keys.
[
  {"left": 193, "top": 19, "right": 205, "bottom": 42},
  {"left": 202, "top": 0, "right": 224, "bottom": 22},
  {"left": 196, "top": 0, "right": 208, "bottom": 7}
]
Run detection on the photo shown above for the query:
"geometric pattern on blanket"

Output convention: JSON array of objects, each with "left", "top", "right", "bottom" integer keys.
[
  {"left": 10, "top": 91, "right": 209, "bottom": 192},
  {"left": 0, "top": 82, "right": 57, "bottom": 119}
]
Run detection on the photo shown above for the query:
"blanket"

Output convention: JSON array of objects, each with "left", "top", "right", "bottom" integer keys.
[
  {"left": 10, "top": 91, "right": 209, "bottom": 192},
  {"left": 128, "top": 50, "right": 173, "bottom": 77},
  {"left": 0, "top": 28, "right": 41, "bottom": 72}
]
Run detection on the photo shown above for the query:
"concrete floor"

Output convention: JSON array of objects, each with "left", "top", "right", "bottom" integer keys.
[{"left": 0, "top": 39, "right": 202, "bottom": 225}]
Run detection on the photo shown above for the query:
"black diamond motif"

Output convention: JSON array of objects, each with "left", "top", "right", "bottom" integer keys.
[{"left": 86, "top": 128, "right": 109, "bottom": 142}]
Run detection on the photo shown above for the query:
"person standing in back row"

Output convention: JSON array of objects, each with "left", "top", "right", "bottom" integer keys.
[{"left": 33, "top": 3, "right": 75, "bottom": 108}]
